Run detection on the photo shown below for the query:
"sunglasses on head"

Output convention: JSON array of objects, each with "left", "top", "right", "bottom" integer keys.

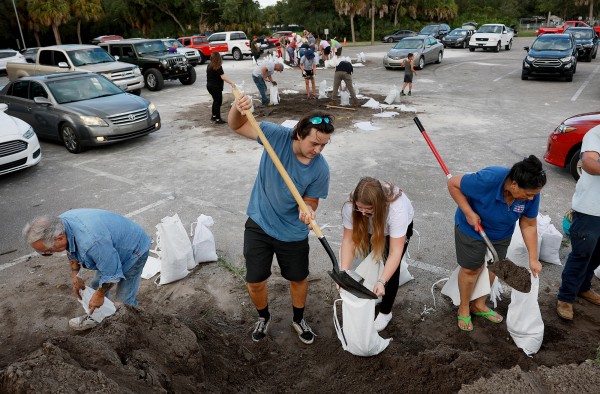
[
  {"left": 309, "top": 117, "right": 330, "bottom": 125},
  {"left": 354, "top": 204, "right": 374, "bottom": 217}
]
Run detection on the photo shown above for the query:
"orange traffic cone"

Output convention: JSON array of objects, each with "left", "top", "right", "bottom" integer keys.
[{"left": 343, "top": 37, "right": 347, "bottom": 46}]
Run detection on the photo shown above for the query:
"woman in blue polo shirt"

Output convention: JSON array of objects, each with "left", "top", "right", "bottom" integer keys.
[{"left": 448, "top": 155, "right": 547, "bottom": 331}]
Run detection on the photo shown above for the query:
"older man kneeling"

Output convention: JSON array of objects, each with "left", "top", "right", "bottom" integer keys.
[{"left": 23, "top": 209, "right": 151, "bottom": 330}]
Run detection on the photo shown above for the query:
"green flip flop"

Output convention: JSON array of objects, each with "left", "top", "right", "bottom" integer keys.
[
  {"left": 471, "top": 308, "right": 503, "bottom": 324},
  {"left": 457, "top": 313, "right": 473, "bottom": 332}
]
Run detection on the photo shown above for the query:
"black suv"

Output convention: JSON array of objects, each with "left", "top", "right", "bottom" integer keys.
[
  {"left": 522, "top": 33, "right": 580, "bottom": 82},
  {"left": 419, "top": 24, "right": 451, "bottom": 39},
  {"left": 564, "top": 27, "right": 599, "bottom": 61},
  {"left": 99, "top": 39, "right": 196, "bottom": 91}
]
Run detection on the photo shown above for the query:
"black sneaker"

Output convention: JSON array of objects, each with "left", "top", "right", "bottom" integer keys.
[
  {"left": 251, "top": 315, "right": 272, "bottom": 342},
  {"left": 292, "top": 319, "right": 316, "bottom": 344}
]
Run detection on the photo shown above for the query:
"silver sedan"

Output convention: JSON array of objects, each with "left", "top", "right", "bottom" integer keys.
[{"left": 383, "top": 35, "right": 444, "bottom": 70}]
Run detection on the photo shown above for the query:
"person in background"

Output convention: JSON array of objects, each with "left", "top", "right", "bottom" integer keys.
[
  {"left": 400, "top": 53, "right": 417, "bottom": 97},
  {"left": 279, "top": 36, "right": 287, "bottom": 60},
  {"left": 252, "top": 59, "right": 283, "bottom": 106},
  {"left": 339, "top": 177, "right": 414, "bottom": 332},
  {"left": 299, "top": 50, "right": 317, "bottom": 99},
  {"left": 320, "top": 38, "right": 331, "bottom": 60},
  {"left": 206, "top": 52, "right": 236, "bottom": 124},
  {"left": 287, "top": 38, "right": 298, "bottom": 66},
  {"left": 299, "top": 37, "right": 310, "bottom": 59},
  {"left": 330, "top": 38, "right": 342, "bottom": 58},
  {"left": 250, "top": 36, "right": 261, "bottom": 64},
  {"left": 307, "top": 32, "right": 316, "bottom": 52},
  {"left": 557, "top": 126, "right": 600, "bottom": 320},
  {"left": 168, "top": 41, "right": 178, "bottom": 53},
  {"left": 331, "top": 59, "right": 359, "bottom": 107}
]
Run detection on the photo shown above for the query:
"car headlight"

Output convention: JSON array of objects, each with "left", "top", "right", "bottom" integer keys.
[
  {"left": 555, "top": 124, "right": 577, "bottom": 134},
  {"left": 584, "top": 44, "right": 593, "bottom": 48},
  {"left": 148, "top": 103, "right": 157, "bottom": 115},
  {"left": 560, "top": 55, "right": 572, "bottom": 62},
  {"left": 80, "top": 116, "right": 109, "bottom": 126},
  {"left": 489, "top": 38, "right": 498, "bottom": 41},
  {"left": 384, "top": 54, "right": 389, "bottom": 59},
  {"left": 23, "top": 126, "right": 35, "bottom": 139},
  {"left": 133, "top": 67, "right": 141, "bottom": 76},
  {"left": 161, "top": 59, "right": 168, "bottom": 66},
  {"left": 526, "top": 56, "right": 536, "bottom": 62},
  {"left": 457, "top": 38, "right": 464, "bottom": 42}
]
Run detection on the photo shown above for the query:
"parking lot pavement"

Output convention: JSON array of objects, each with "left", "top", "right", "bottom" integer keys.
[{"left": 1, "top": 36, "right": 597, "bottom": 289}]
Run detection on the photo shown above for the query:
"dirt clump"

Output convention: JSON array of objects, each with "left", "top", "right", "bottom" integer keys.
[
  {"left": 0, "top": 305, "right": 204, "bottom": 394},
  {"left": 488, "top": 259, "right": 532, "bottom": 293}
]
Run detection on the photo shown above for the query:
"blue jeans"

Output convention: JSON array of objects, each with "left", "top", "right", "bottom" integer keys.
[
  {"left": 558, "top": 211, "right": 600, "bottom": 303},
  {"left": 252, "top": 74, "right": 269, "bottom": 106},
  {"left": 299, "top": 48, "right": 306, "bottom": 58},
  {"left": 91, "top": 250, "right": 149, "bottom": 305}
]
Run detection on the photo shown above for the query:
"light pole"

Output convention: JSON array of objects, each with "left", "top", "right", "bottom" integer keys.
[{"left": 12, "top": 0, "right": 27, "bottom": 50}]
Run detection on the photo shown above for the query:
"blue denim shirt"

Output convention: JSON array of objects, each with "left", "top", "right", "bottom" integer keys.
[{"left": 60, "top": 209, "right": 152, "bottom": 286}]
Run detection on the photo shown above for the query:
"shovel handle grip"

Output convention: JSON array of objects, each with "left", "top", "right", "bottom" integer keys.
[
  {"left": 413, "top": 117, "right": 452, "bottom": 179},
  {"left": 477, "top": 223, "right": 499, "bottom": 263},
  {"left": 232, "top": 88, "right": 324, "bottom": 238}
]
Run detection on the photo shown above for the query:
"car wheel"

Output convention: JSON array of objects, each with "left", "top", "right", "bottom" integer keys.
[
  {"left": 233, "top": 48, "right": 242, "bottom": 61},
  {"left": 180, "top": 67, "right": 196, "bottom": 85},
  {"left": 387, "top": 37, "right": 394, "bottom": 43},
  {"left": 573, "top": 60, "right": 577, "bottom": 74},
  {"left": 418, "top": 56, "right": 425, "bottom": 70},
  {"left": 443, "top": 44, "right": 447, "bottom": 48},
  {"left": 565, "top": 72, "right": 574, "bottom": 82},
  {"left": 570, "top": 148, "right": 582, "bottom": 180},
  {"left": 462, "top": 41, "right": 466, "bottom": 49},
  {"left": 505, "top": 40, "right": 512, "bottom": 50},
  {"left": 199, "top": 53, "right": 206, "bottom": 65},
  {"left": 61, "top": 123, "right": 84, "bottom": 154},
  {"left": 494, "top": 43, "right": 500, "bottom": 52},
  {"left": 521, "top": 71, "right": 528, "bottom": 80},
  {"left": 469, "top": 47, "right": 475, "bottom": 52},
  {"left": 144, "top": 69, "right": 164, "bottom": 91},
  {"left": 130, "top": 89, "right": 142, "bottom": 96},
  {"left": 435, "top": 51, "right": 443, "bottom": 64}
]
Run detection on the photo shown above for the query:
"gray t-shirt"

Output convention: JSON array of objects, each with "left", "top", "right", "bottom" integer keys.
[
  {"left": 572, "top": 125, "right": 600, "bottom": 216},
  {"left": 308, "top": 37, "right": 315, "bottom": 47},
  {"left": 403, "top": 59, "right": 413, "bottom": 75},
  {"left": 300, "top": 56, "right": 316, "bottom": 71},
  {"left": 252, "top": 61, "right": 275, "bottom": 78}
]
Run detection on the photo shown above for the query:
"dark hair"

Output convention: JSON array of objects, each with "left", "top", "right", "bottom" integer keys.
[
  {"left": 208, "top": 52, "right": 222, "bottom": 70},
  {"left": 407, "top": 53, "right": 414, "bottom": 59},
  {"left": 508, "top": 155, "right": 547, "bottom": 190},
  {"left": 291, "top": 111, "right": 335, "bottom": 140}
]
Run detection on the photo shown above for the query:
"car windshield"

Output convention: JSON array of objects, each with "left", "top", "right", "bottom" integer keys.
[
  {"left": 163, "top": 39, "right": 179, "bottom": 48},
  {"left": 393, "top": 40, "right": 423, "bottom": 49},
  {"left": 449, "top": 30, "right": 467, "bottom": 36},
  {"left": 67, "top": 48, "right": 115, "bottom": 66},
  {"left": 47, "top": 75, "right": 123, "bottom": 104},
  {"left": 531, "top": 37, "right": 573, "bottom": 51},
  {"left": 478, "top": 25, "right": 502, "bottom": 34},
  {"left": 565, "top": 29, "right": 594, "bottom": 39},
  {"left": 420, "top": 25, "right": 439, "bottom": 33},
  {"left": 134, "top": 41, "right": 167, "bottom": 54}
]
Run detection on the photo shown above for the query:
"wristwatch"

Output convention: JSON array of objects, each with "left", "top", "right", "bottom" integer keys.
[{"left": 377, "top": 279, "right": 388, "bottom": 287}]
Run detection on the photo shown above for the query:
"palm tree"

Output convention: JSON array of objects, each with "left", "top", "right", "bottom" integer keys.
[
  {"left": 71, "top": 0, "right": 104, "bottom": 44},
  {"left": 27, "top": 0, "right": 71, "bottom": 45},
  {"left": 370, "top": 0, "right": 389, "bottom": 45},
  {"left": 575, "top": 0, "right": 598, "bottom": 26},
  {"left": 334, "top": 0, "right": 368, "bottom": 45}
]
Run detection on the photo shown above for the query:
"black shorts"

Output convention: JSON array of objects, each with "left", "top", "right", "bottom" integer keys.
[
  {"left": 336, "top": 47, "right": 342, "bottom": 56},
  {"left": 324, "top": 47, "right": 331, "bottom": 55},
  {"left": 404, "top": 75, "right": 413, "bottom": 83},
  {"left": 455, "top": 225, "right": 511, "bottom": 271},
  {"left": 243, "top": 218, "right": 310, "bottom": 283}
]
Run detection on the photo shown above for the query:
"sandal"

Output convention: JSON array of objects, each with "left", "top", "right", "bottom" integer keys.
[
  {"left": 307, "top": 95, "right": 311, "bottom": 99},
  {"left": 457, "top": 313, "right": 473, "bottom": 332},
  {"left": 470, "top": 308, "right": 503, "bottom": 324}
]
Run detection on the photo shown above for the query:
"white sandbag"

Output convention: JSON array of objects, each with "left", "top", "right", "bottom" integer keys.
[
  {"left": 338, "top": 80, "right": 346, "bottom": 96},
  {"left": 270, "top": 85, "right": 279, "bottom": 105},
  {"left": 359, "top": 52, "right": 366, "bottom": 62},
  {"left": 141, "top": 255, "right": 161, "bottom": 279},
  {"left": 596, "top": 266, "right": 600, "bottom": 279},
  {"left": 340, "top": 90, "right": 350, "bottom": 106},
  {"left": 190, "top": 214, "right": 218, "bottom": 263},
  {"left": 539, "top": 223, "right": 563, "bottom": 265},
  {"left": 507, "top": 273, "right": 544, "bottom": 356},
  {"left": 506, "top": 217, "right": 543, "bottom": 268},
  {"left": 325, "top": 58, "right": 337, "bottom": 68},
  {"left": 398, "top": 255, "right": 414, "bottom": 287},
  {"left": 441, "top": 250, "right": 494, "bottom": 306},
  {"left": 333, "top": 289, "right": 392, "bottom": 357},
  {"left": 384, "top": 86, "right": 399, "bottom": 105},
  {"left": 318, "top": 80, "right": 328, "bottom": 99},
  {"left": 362, "top": 98, "right": 380, "bottom": 109},
  {"left": 154, "top": 213, "right": 191, "bottom": 285},
  {"left": 395, "top": 89, "right": 401, "bottom": 103},
  {"left": 78, "top": 287, "right": 116, "bottom": 323},
  {"left": 355, "top": 251, "right": 383, "bottom": 290},
  {"left": 353, "top": 83, "right": 359, "bottom": 96}
]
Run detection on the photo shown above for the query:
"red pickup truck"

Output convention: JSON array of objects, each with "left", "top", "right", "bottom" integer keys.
[
  {"left": 178, "top": 36, "right": 227, "bottom": 64},
  {"left": 537, "top": 21, "right": 600, "bottom": 35},
  {"left": 265, "top": 31, "right": 294, "bottom": 45}
]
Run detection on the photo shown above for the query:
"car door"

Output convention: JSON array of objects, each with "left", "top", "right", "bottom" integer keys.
[
  {"left": 109, "top": 45, "right": 121, "bottom": 61},
  {"left": 120, "top": 45, "right": 136, "bottom": 64},
  {"left": 209, "top": 33, "right": 228, "bottom": 53},
  {"left": 424, "top": 38, "right": 434, "bottom": 63},
  {"left": 3, "top": 81, "right": 31, "bottom": 123},
  {"left": 35, "top": 50, "right": 55, "bottom": 75},
  {"left": 28, "top": 82, "right": 57, "bottom": 137}
]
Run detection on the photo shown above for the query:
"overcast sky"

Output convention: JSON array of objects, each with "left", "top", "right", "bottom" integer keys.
[{"left": 258, "top": 0, "right": 278, "bottom": 8}]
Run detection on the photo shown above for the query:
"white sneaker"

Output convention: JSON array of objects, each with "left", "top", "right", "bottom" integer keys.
[
  {"left": 374, "top": 312, "right": 392, "bottom": 332},
  {"left": 69, "top": 314, "right": 99, "bottom": 331}
]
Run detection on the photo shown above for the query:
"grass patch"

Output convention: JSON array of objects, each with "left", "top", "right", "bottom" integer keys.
[
  {"left": 518, "top": 31, "right": 538, "bottom": 37},
  {"left": 217, "top": 256, "right": 247, "bottom": 285},
  {"left": 561, "top": 237, "right": 571, "bottom": 248},
  {"left": 592, "top": 343, "right": 600, "bottom": 365}
]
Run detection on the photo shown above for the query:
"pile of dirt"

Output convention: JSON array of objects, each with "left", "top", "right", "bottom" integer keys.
[
  {"left": 488, "top": 259, "right": 532, "bottom": 293},
  {"left": 0, "top": 305, "right": 204, "bottom": 394}
]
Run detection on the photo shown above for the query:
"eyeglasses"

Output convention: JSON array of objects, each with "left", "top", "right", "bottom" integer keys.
[
  {"left": 310, "top": 117, "right": 330, "bottom": 125},
  {"left": 354, "top": 208, "right": 373, "bottom": 217}
]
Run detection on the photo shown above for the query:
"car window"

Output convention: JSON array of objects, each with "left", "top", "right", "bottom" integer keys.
[
  {"left": 192, "top": 37, "right": 206, "bottom": 44},
  {"left": 30, "top": 82, "right": 48, "bottom": 99},
  {"left": 0, "top": 51, "right": 16, "bottom": 59},
  {"left": 53, "top": 51, "right": 69, "bottom": 66},
  {"left": 110, "top": 45, "right": 121, "bottom": 57},
  {"left": 209, "top": 33, "right": 225, "bottom": 42},
  {"left": 47, "top": 75, "right": 123, "bottom": 104},
  {"left": 134, "top": 40, "right": 167, "bottom": 54},
  {"left": 8, "top": 81, "right": 29, "bottom": 99},
  {"left": 421, "top": 25, "right": 439, "bottom": 33},
  {"left": 478, "top": 25, "right": 502, "bottom": 34},
  {"left": 183, "top": 38, "right": 190, "bottom": 45},
  {"left": 566, "top": 29, "right": 594, "bottom": 39},
  {"left": 532, "top": 37, "right": 573, "bottom": 51},
  {"left": 443, "top": 25, "right": 450, "bottom": 30},
  {"left": 38, "top": 50, "right": 52, "bottom": 66},
  {"left": 121, "top": 45, "right": 135, "bottom": 57},
  {"left": 68, "top": 48, "right": 115, "bottom": 66}
]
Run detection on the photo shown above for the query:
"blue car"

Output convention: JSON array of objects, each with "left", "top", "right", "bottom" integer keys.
[
  {"left": 522, "top": 33, "right": 580, "bottom": 82},
  {"left": 564, "top": 27, "right": 599, "bottom": 62}
]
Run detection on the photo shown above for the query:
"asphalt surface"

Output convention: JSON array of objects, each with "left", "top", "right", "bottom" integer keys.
[{"left": 1, "top": 37, "right": 595, "bottom": 290}]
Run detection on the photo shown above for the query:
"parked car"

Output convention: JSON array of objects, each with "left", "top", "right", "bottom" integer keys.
[
  {"left": 522, "top": 33, "right": 579, "bottom": 82},
  {"left": 418, "top": 24, "right": 451, "bottom": 39},
  {"left": 161, "top": 39, "right": 201, "bottom": 66},
  {"left": 380, "top": 30, "right": 418, "bottom": 43},
  {"left": 7, "top": 45, "right": 145, "bottom": 95},
  {"left": 0, "top": 72, "right": 161, "bottom": 153},
  {"left": 91, "top": 35, "right": 124, "bottom": 44},
  {"left": 0, "top": 103, "right": 41, "bottom": 175},
  {"left": 537, "top": 21, "right": 600, "bottom": 36},
  {"left": 208, "top": 31, "right": 251, "bottom": 60},
  {"left": 20, "top": 47, "right": 40, "bottom": 63},
  {"left": 0, "top": 50, "right": 26, "bottom": 74},
  {"left": 266, "top": 31, "right": 293, "bottom": 45},
  {"left": 178, "top": 35, "right": 227, "bottom": 64},
  {"left": 469, "top": 24, "right": 513, "bottom": 52},
  {"left": 99, "top": 39, "right": 195, "bottom": 91},
  {"left": 564, "top": 27, "right": 599, "bottom": 61},
  {"left": 383, "top": 36, "right": 444, "bottom": 70},
  {"left": 442, "top": 29, "right": 474, "bottom": 48},
  {"left": 192, "top": 33, "right": 213, "bottom": 39},
  {"left": 462, "top": 22, "right": 478, "bottom": 31},
  {"left": 544, "top": 112, "right": 599, "bottom": 180},
  {"left": 509, "top": 24, "right": 519, "bottom": 37}
]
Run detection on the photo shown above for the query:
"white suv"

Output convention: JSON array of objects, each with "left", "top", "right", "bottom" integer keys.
[
  {"left": 208, "top": 31, "right": 251, "bottom": 61},
  {"left": 469, "top": 24, "right": 513, "bottom": 52}
]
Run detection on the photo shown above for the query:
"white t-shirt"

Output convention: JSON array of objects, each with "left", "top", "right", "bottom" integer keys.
[
  {"left": 342, "top": 186, "right": 414, "bottom": 238},
  {"left": 572, "top": 125, "right": 600, "bottom": 216},
  {"left": 320, "top": 40, "right": 330, "bottom": 49}
]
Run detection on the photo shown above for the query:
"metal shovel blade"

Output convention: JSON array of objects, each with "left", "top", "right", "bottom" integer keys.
[{"left": 487, "top": 259, "right": 532, "bottom": 293}]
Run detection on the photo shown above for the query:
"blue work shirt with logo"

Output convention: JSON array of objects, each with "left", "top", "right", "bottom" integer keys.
[
  {"left": 246, "top": 122, "right": 330, "bottom": 242},
  {"left": 455, "top": 167, "right": 540, "bottom": 241},
  {"left": 60, "top": 209, "right": 152, "bottom": 286}
]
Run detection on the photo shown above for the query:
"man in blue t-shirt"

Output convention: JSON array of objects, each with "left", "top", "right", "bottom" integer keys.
[{"left": 228, "top": 92, "right": 334, "bottom": 345}]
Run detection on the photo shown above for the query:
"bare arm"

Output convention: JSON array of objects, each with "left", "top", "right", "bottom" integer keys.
[
  {"left": 411, "top": 61, "right": 417, "bottom": 76},
  {"left": 220, "top": 74, "right": 236, "bottom": 88},
  {"left": 519, "top": 215, "right": 542, "bottom": 278},
  {"left": 299, "top": 196, "right": 318, "bottom": 228},
  {"left": 340, "top": 227, "right": 355, "bottom": 271},
  {"left": 228, "top": 93, "right": 258, "bottom": 140},
  {"left": 70, "top": 258, "right": 84, "bottom": 300},
  {"left": 582, "top": 151, "right": 600, "bottom": 175},
  {"left": 447, "top": 175, "right": 480, "bottom": 230},
  {"left": 374, "top": 236, "right": 405, "bottom": 297}
]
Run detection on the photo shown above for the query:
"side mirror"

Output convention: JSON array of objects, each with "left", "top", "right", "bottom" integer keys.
[
  {"left": 34, "top": 97, "right": 52, "bottom": 105},
  {"left": 425, "top": 44, "right": 431, "bottom": 48},
  {"left": 0, "top": 103, "right": 7, "bottom": 112},
  {"left": 58, "top": 62, "right": 69, "bottom": 68},
  {"left": 114, "top": 55, "right": 120, "bottom": 60},
  {"left": 524, "top": 46, "right": 530, "bottom": 51}
]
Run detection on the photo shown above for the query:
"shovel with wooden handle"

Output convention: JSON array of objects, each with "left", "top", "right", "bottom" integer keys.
[{"left": 232, "top": 89, "right": 377, "bottom": 299}]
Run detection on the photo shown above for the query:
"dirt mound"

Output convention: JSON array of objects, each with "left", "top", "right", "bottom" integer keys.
[
  {"left": 488, "top": 259, "right": 532, "bottom": 293},
  {"left": 0, "top": 305, "right": 204, "bottom": 394}
]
